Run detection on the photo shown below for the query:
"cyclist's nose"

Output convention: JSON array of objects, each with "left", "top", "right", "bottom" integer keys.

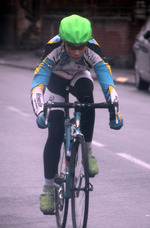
[{"left": 74, "top": 49, "right": 80, "bottom": 55}]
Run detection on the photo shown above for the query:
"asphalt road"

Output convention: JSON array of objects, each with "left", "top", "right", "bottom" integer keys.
[{"left": 0, "top": 65, "right": 150, "bottom": 228}]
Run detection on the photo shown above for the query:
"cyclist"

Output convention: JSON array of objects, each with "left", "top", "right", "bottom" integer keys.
[{"left": 31, "top": 14, "right": 123, "bottom": 214}]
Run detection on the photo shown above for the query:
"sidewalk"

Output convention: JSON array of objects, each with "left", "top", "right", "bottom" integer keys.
[
  {"left": 0, "top": 50, "right": 135, "bottom": 86},
  {"left": 0, "top": 50, "right": 38, "bottom": 71}
]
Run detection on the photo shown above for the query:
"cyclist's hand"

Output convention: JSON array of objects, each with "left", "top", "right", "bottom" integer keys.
[
  {"left": 109, "top": 113, "right": 123, "bottom": 130},
  {"left": 106, "top": 85, "right": 123, "bottom": 130},
  {"left": 109, "top": 102, "right": 123, "bottom": 130},
  {"left": 36, "top": 112, "right": 50, "bottom": 129}
]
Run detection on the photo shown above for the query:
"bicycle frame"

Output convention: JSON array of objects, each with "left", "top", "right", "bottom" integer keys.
[
  {"left": 44, "top": 90, "right": 117, "bottom": 227},
  {"left": 64, "top": 93, "right": 83, "bottom": 199},
  {"left": 45, "top": 94, "right": 114, "bottom": 200},
  {"left": 64, "top": 114, "right": 81, "bottom": 198},
  {"left": 45, "top": 87, "right": 84, "bottom": 200}
]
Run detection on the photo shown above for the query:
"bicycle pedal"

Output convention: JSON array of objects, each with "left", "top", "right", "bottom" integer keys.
[
  {"left": 89, "top": 182, "right": 93, "bottom": 191},
  {"left": 43, "top": 211, "right": 56, "bottom": 215},
  {"left": 89, "top": 174, "right": 95, "bottom": 178}
]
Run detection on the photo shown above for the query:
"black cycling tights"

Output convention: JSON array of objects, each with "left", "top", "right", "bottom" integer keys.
[{"left": 44, "top": 78, "right": 95, "bottom": 179}]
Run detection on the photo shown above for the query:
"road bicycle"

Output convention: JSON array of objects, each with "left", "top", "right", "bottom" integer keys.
[{"left": 45, "top": 86, "right": 117, "bottom": 228}]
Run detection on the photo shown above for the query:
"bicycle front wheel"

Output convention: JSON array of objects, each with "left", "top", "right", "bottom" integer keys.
[
  {"left": 55, "top": 142, "right": 69, "bottom": 228},
  {"left": 71, "top": 138, "right": 89, "bottom": 228}
]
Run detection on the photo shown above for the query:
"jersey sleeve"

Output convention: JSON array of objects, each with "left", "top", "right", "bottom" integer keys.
[
  {"left": 32, "top": 56, "right": 54, "bottom": 89},
  {"left": 31, "top": 35, "right": 62, "bottom": 115},
  {"left": 31, "top": 35, "right": 62, "bottom": 91},
  {"left": 86, "top": 39, "right": 118, "bottom": 103}
]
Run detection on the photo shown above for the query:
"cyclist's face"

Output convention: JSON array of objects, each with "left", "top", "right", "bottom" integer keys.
[{"left": 64, "top": 42, "right": 87, "bottom": 62}]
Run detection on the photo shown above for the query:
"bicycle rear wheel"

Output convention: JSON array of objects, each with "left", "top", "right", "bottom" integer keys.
[
  {"left": 71, "top": 138, "right": 89, "bottom": 228},
  {"left": 55, "top": 142, "right": 69, "bottom": 228}
]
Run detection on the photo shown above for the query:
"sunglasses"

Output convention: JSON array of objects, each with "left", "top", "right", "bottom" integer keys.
[{"left": 66, "top": 43, "right": 87, "bottom": 50}]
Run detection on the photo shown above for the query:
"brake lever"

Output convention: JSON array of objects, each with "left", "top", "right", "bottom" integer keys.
[
  {"left": 45, "top": 100, "right": 51, "bottom": 125},
  {"left": 113, "top": 101, "right": 119, "bottom": 124}
]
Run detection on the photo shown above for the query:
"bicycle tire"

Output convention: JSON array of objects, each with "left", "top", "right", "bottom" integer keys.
[
  {"left": 71, "top": 138, "right": 89, "bottom": 228},
  {"left": 55, "top": 142, "right": 69, "bottom": 228}
]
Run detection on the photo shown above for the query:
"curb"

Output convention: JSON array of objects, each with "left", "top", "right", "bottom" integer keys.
[{"left": 0, "top": 61, "right": 35, "bottom": 71}]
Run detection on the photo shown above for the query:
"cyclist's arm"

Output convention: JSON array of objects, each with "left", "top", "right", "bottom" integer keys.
[
  {"left": 31, "top": 59, "right": 54, "bottom": 115},
  {"left": 86, "top": 39, "right": 118, "bottom": 103},
  {"left": 32, "top": 58, "right": 54, "bottom": 89},
  {"left": 94, "top": 61, "right": 118, "bottom": 104},
  {"left": 31, "top": 35, "right": 63, "bottom": 116},
  {"left": 93, "top": 49, "right": 123, "bottom": 129},
  {"left": 31, "top": 43, "right": 56, "bottom": 115},
  {"left": 86, "top": 39, "right": 123, "bottom": 129}
]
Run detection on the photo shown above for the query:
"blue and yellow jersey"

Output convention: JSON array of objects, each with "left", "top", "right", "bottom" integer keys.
[{"left": 32, "top": 34, "right": 115, "bottom": 101}]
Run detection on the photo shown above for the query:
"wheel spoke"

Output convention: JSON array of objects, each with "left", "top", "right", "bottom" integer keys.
[
  {"left": 55, "top": 143, "right": 69, "bottom": 228},
  {"left": 71, "top": 140, "right": 89, "bottom": 228}
]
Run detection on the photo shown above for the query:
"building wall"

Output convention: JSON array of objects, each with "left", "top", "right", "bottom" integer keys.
[
  {"left": 41, "top": 15, "right": 144, "bottom": 68},
  {"left": 0, "top": 0, "right": 148, "bottom": 68},
  {"left": 92, "top": 17, "right": 144, "bottom": 67}
]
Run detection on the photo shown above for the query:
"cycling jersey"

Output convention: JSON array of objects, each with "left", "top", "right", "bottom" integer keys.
[{"left": 32, "top": 34, "right": 114, "bottom": 99}]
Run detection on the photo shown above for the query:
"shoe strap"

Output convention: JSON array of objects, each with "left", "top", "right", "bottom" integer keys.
[
  {"left": 88, "top": 147, "right": 92, "bottom": 155},
  {"left": 43, "top": 185, "right": 54, "bottom": 193}
]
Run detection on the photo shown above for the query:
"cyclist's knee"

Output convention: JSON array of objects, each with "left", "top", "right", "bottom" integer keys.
[
  {"left": 82, "top": 95, "right": 93, "bottom": 103},
  {"left": 71, "top": 78, "right": 94, "bottom": 103}
]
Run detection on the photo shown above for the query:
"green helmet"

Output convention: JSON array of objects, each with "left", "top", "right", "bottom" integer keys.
[{"left": 59, "top": 14, "right": 92, "bottom": 44}]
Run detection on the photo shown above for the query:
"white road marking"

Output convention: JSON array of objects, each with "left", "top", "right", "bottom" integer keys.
[
  {"left": 92, "top": 141, "right": 150, "bottom": 171},
  {"left": 6, "top": 106, "right": 30, "bottom": 117},
  {"left": 117, "top": 153, "right": 150, "bottom": 170},
  {"left": 92, "top": 140, "right": 105, "bottom": 147}
]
